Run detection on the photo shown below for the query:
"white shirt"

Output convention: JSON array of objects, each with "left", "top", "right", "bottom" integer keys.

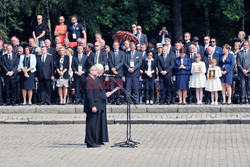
[
  {"left": 205, "top": 44, "right": 209, "bottom": 50},
  {"left": 41, "top": 54, "right": 47, "bottom": 63},
  {"left": 181, "top": 59, "right": 184, "bottom": 65}
]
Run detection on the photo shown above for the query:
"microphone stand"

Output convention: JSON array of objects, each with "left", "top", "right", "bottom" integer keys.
[{"left": 107, "top": 75, "right": 140, "bottom": 148}]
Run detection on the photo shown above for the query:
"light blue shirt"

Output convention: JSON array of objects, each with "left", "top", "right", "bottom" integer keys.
[{"left": 19, "top": 54, "right": 37, "bottom": 73}]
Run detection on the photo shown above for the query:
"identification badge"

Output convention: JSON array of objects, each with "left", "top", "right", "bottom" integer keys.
[
  {"left": 105, "top": 65, "right": 109, "bottom": 71},
  {"left": 78, "top": 65, "right": 82, "bottom": 72},
  {"left": 72, "top": 33, "right": 77, "bottom": 39},
  {"left": 130, "top": 61, "right": 134, "bottom": 68}
]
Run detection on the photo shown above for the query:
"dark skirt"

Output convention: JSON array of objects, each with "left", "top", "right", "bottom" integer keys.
[
  {"left": 176, "top": 74, "right": 189, "bottom": 90},
  {"left": 21, "top": 72, "right": 35, "bottom": 90}
]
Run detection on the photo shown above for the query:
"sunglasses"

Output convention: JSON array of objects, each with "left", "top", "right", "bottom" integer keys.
[
  {"left": 211, "top": 41, "right": 216, "bottom": 43},
  {"left": 59, "top": 19, "right": 63, "bottom": 21},
  {"left": 137, "top": 28, "right": 141, "bottom": 30},
  {"left": 132, "top": 26, "right": 136, "bottom": 28}
]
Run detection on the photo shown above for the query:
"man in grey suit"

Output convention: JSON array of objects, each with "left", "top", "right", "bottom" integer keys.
[
  {"left": 108, "top": 41, "right": 125, "bottom": 105},
  {"left": 136, "top": 25, "right": 148, "bottom": 46},
  {"left": 237, "top": 41, "right": 250, "bottom": 104}
]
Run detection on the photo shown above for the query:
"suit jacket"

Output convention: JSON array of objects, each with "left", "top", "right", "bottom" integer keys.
[
  {"left": 204, "top": 46, "right": 223, "bottom": 58},
  {"left": 136, "top": 33, "right": 148, "bottom": 46},
  {"left": 158, "top": 53, "right": 175, "bottom": 78},
  {"left": 72, "top": 53, "right": 88, "bottom": 77},
  {"left": 195, "top": 45, "right": 204, "bottom": 57},
  {"left": 48, "top": 47, "right": 56, "bottom": 55},
  {"left": 174, "top": 57, "right": 191, "bottom": 75},
  {"left": 187, "top": 53, "right": 197, "bottom": 63},
  {"left": 36, "top": 54, "right": 54, "bottom": 80},
  {"left": 203, "top": 54, "right": 219, "bottom": 71},
  {"left": 1, "top": 53, "right": 19, "bottom": 78},
  {"left": 88, "top": 50, "right": 107, "bottom": 66},
  {"left": 54, "top": 55, "right": 69, "bottom": 79},
  {"left": 124, "top": 50, "right": 142, "bottom": 77},
  {"left": 84, "top": 75, "right": 106, "bottom": 113},
  {"left": 142, "top": 58, "right": 156, "bottom": 79},
  {"left": 156, "top": 32, "right": 172, "bottom": 43},
  {"left": 237, "top": 49, "right": 250, "bottom": 77},
  {"left": 108, "top": 50, "right": 125, "bottom": 77}
]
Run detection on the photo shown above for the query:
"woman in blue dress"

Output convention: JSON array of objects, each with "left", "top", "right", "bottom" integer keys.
[
  {"left": 218, "top": 44, "right": 234, "bottom": 105},
  {"left": 174, "top": 47, "right": 191, "bottom": 105}
]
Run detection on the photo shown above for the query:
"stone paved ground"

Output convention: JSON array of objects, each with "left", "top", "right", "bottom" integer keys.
[{"left": 0, "top": 124, "right": 249, "bottom": 167}]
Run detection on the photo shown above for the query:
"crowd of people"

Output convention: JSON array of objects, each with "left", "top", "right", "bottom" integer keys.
[{"left": 0, "top": 15, "right": 249, "bottom": 106}]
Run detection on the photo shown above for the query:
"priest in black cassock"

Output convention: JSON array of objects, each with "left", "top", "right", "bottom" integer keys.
[{"left": 84, "top": 65, "right": 111, "bottom": 148}]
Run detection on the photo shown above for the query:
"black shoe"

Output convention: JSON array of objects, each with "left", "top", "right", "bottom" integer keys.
[
  {"left": 97, "top": 142, "right": 104, "bottom": 145},
  {"left": 5, "top": 103, "right": 11, "bottom": 106},
  {"left": 87, "top": 144, "right": 101, "bottom": 148},
  {"left": 46, "top": 102, "right": 51, "bottom": 105},
  {"left": 11, "top": 103, "right": 16, "bottom": 106},
  {"left": 116, "top": 101, "right": 122, "bottom": 105},
  {"left": 165, "top": 101, "right": 170, "bottom": 105}
]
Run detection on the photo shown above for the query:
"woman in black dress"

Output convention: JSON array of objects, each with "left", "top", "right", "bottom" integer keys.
[{"left": 19, "top": 47, "right": 37, "bottom": 105}]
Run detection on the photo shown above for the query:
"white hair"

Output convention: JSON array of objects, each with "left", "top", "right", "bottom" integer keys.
[
  {"left": 95, "top": 64, "right": 104, "bottom": 71},
  {"left": 35, "top": 47, "right": 41, "bottom": 53}
]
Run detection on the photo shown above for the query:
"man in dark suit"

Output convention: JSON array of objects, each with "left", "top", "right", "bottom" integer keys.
[
  {"left": 157, "top": 27, "right": 171, "bottom": 44},
  {"left": 165, "top": 38, "right": 175, "bottom": 54},
  {"left": 0, "top": 52, "right": 3, "bottom": 105},
  {"left": 131, "top": 24, "right": 137, "bottom": 35},
  {"left": 188, "top": 44, "right": 197, "bottom": 63},
  {"left": 108, "top": 41, "right": 125, "bottom": 105},
  {"left": 35, "top": 46, "right": 54, "bottom": 105},
  {"left": 237, "top": 41, "right": 250, "bottom": 104},
  {"left": 184, "top": 32, "right": 192, "bottom": 55},
  {"left": 45, "top": 39, "right": 56, "bottom": 55},
  {"left": 205, "top": 38, "right": 223, "bottom": 58},
  {"left": 158, "top": 45, "right": 174, "bottom": 104},
  {"left": 204, "top": 36, "right": 210, "bottom": 51},
  {"left": 72, "top": 45, "right": 89, "bottom": 104},
  {"left": 84, "top": 65, "right": 111, "bottom": 148},
  {"left": 11, "top": 37, "right": 20, "bottom": 54},
  {"left": 171, "top": 41, "right": 182, "bottom": 104},
  {"left": 124, "top": 42, "right": 142, "bottom": 103},
  {"left": 1, "top": 45, "right": 19, "bottom": 105},
  {"left": 193, "top": 37, "right": 204, "bottom": 58},
  {"left": 136, "top": 25, "right": 148, "bottom": 46},
  {"left": 88, "top": 41, "right": 106, "bottom": 66}
]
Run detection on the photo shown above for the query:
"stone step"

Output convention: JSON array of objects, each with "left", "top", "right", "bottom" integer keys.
[{"left": 0, "top": 104, "right": 250, "bottom": 113}]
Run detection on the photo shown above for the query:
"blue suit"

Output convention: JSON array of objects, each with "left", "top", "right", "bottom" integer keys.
[
  {"left": 174, "top": 57, "right": 191, "bottom": 90},
  {"left": 124, "top": 50, "right": 142, "bottom": 102},
  {"left": 218, "top": 53, "right": 234, "bottom": 84}
]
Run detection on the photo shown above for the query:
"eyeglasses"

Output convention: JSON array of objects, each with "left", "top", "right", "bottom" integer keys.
[
  {"left": 184, "top": 36, "right": 188, "bottom": 37},
  {"left": 59, "top": 19, "right": 63, "bottom": 21},
  {"left": 137, "top": 28, "right": 141, "bottom": 30},
  {"left": 204, "top": 39, "right": 209, "bottom": 41},
  {"left": 132, "top": 26, "right": 136, "bottom": 28},
  {"left": 37, "top": 19, "right": 41, "bottom": 20}
]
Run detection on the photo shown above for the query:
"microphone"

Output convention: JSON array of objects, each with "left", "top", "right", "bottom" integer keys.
[{"left": 103, "top": 74, "right": 116, "bottom": 77}]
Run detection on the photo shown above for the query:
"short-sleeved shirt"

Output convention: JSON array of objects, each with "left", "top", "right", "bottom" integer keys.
[
  {"left": 33, "top": 23, "right": 47, "bottom": 40},
  {"left": 55, "top": 24, "right": 67, "bottom": 45},
  {"left": 67, "top": 23, "right": 85, "bottom": 42}
]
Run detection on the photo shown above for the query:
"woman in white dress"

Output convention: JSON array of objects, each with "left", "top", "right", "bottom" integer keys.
[
  {"left": 189, "top": 54, "right": 206, "bottom": 104},
  {"left": 205, "top": 59, "right": 222, "bottom": 105}
]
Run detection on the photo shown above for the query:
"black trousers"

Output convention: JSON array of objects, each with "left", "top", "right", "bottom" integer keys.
[
  {"left": 144, "top": 78, "right": 154, "bottom": 100},
  {"left": 4, "top": 76, "right": 17, "bottom": 104},
  {"left": 159, "top": 75, "right": 172, "bottom": 102},
  {"left": 74, "top": 75, "right": 85, "bottom": 103},
  {"left": 39, "top": 78, "right": 51, "bottom": 104},
  {"left": 240, "top": 75, "right": 250, "bottom": 102},
  {"left": 85, "top": 110, "right": 109, "bottom": 145}
]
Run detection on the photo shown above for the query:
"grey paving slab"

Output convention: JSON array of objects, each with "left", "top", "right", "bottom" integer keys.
[{"left": 0, "top": 124, "right": 249, "bottom": 166}]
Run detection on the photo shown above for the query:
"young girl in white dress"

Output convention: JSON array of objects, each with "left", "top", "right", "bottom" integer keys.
[
  {"left": 189, "top": 54, "right": 206, "bottom": 104},
  {"left": 205, "top": 59, "right": 223, "bottom": 105}
]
